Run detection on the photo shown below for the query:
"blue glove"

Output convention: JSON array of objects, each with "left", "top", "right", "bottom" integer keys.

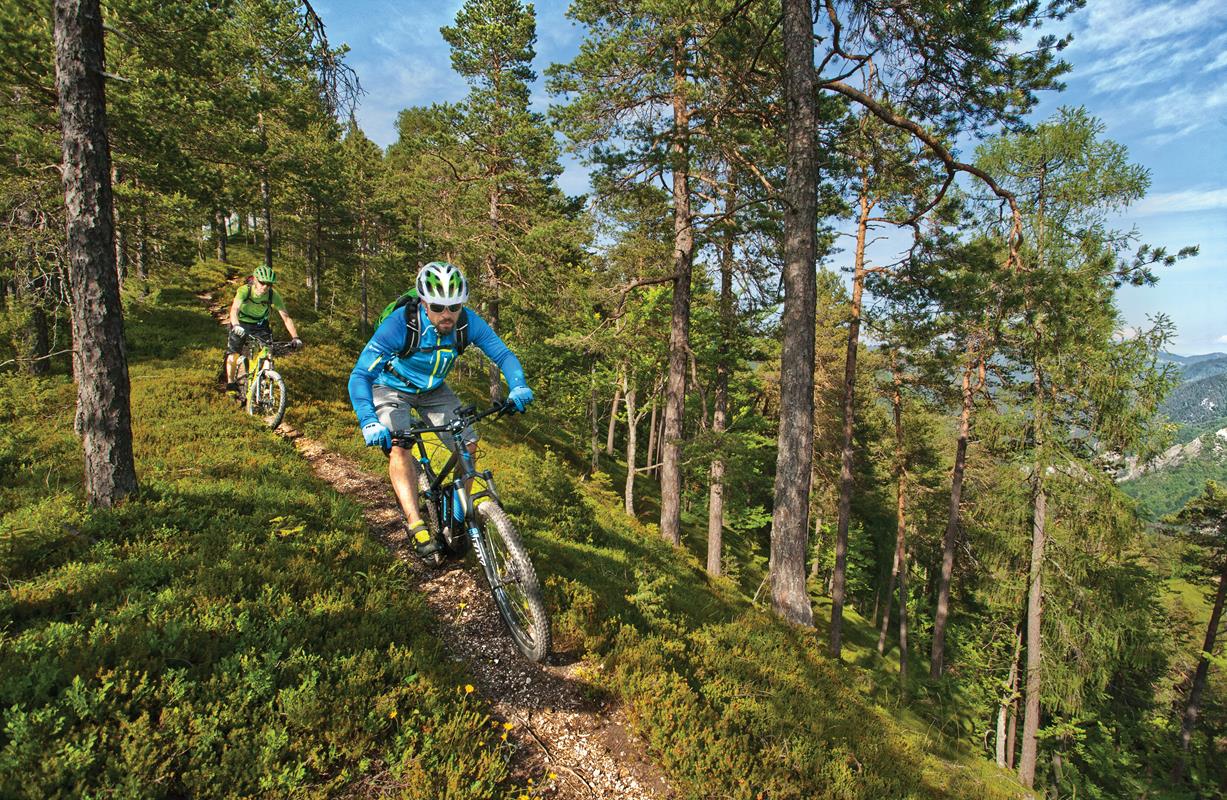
[
  {"left": 508, "top": 386, "right": 534, "bottom": 413},
  {"left": 362, "top": 422, "right": 391, "bottom": 449}
]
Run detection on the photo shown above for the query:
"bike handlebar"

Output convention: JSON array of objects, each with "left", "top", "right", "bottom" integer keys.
[{"left": 390, "top": 401, "right": 517, "bottom": 445}]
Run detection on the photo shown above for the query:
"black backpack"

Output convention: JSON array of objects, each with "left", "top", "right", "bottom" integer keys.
[{"left": 378, "top": 290, "right": 470, "bottom": 360}]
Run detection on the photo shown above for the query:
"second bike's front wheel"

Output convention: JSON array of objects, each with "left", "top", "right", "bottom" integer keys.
[
  {"left": 252, "top": 369, "right": 287, "bottom": 428},
  {"left": 475, "top": 501, "right": 550, "bottom": 662}
]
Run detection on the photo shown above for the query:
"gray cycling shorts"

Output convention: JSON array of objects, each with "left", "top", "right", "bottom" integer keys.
[{"left": 372, "top": 383, "right": 478, "bottom": 453}]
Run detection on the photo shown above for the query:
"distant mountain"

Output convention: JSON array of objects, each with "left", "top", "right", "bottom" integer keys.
[
  {"left": 1160, "top": 373, "right": 1227, "bottom": 426},
  {"left": 1120, "top": 353, "right": 1227, "bottom": 518},
  {"left": 1159, "top": 351, "right": 1227, "bottom": 366},
  {"left": 1178, "top": 356, "right": 1227, "bottom": 383}
]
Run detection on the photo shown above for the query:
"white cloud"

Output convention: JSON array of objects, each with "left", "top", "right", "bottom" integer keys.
[
  {"left": 1133, "top": 188, "right": 1227, "bottom": 215},
  {"left": 1217, "top": 335, "right": 1227, "bottom": 345},
  {"left": 1070, "top": 0, "right": 1224, "bottom": 53}
]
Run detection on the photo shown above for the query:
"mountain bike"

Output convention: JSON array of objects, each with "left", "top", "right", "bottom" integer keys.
[
  {"left": 232, "top": 336, "right": 296, "bottom": 429},
  {"left": 391, "top": 402, "right": 551, "bottom": 663}
]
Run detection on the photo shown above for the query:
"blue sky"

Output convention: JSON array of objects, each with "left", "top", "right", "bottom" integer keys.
[{"left": 317, "top": 0, "right": 1226, "bottom": 354}]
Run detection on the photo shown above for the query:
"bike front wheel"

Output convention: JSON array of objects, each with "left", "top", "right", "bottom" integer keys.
[
  {"left": 251, "top": 369, "right": 287, "bottom": 428},
  {"left": 475, "top": 501, "right": 550, "bottom": 662}
]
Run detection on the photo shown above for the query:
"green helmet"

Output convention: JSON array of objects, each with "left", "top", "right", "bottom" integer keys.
[
  {"left": 253, "top": 265, "right": 276, "bottom": 284},
  {"left": 415, "top": 261, "right": 468, "bottom": 305}
]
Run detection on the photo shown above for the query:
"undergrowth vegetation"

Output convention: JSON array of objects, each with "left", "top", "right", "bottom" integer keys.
[
  {"left": 0, "top": 260, "right": 511, "bottom": 798},
  {"left": 1, "top": 248, "right": 1023, "bottom": 797}
]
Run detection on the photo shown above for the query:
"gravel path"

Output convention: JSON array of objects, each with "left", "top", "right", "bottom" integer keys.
[
  {"left": 201, "top": 287, "right": 670, "bottom": 798},
  {"left": 283, "top": 427, "right": 671, "bottom": 800}
]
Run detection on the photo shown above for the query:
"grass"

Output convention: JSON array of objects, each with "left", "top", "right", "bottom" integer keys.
[
  {"left": 0, "top": 259, "right": 512, "bottom": 798},
  {"left": 1, "top": 244, "right": 1026, "bottom": 798}
]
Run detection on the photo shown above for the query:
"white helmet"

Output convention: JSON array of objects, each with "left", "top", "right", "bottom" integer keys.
[{"left": 416, "top": 261, "right": 468, "bottom": 306}]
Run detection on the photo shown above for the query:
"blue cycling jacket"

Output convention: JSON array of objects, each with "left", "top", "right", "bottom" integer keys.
[{"left": 348, "top": 304, "right": 528, "bottom": 429}]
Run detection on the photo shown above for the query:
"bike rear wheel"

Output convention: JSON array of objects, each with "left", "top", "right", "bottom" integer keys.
[
  {"left": 252, "top": 369, "right": 287, "bottom": 428},
  {"left": 475, "top": 501, "right": 550, "bottom": 662}
]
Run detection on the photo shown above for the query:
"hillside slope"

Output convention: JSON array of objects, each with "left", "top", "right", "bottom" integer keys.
[{"left": 1, "top": 253, "right": 1023, "bottom": 798}]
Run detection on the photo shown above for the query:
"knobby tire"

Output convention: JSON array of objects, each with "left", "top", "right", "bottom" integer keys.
[{"left": 476, "top": 501, "right": 550, "bottom": 662}]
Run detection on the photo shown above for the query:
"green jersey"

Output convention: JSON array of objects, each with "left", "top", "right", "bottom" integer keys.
[{"left": 235, "top": 283, "right": 285, "bottom": 325}]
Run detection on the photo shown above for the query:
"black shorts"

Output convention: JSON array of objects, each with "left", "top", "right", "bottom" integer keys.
[{"left": 226, "top": 323, "right": 272, "bottom": 354}]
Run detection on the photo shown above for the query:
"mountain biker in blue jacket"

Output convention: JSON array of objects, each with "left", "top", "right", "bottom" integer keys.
[{"left": 348, "top": 261, "right": 534, "bottom": 557}]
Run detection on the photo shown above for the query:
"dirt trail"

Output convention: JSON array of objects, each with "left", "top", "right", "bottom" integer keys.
[{"left": 202, "top": 288, "right": 671, "bottom": 798}]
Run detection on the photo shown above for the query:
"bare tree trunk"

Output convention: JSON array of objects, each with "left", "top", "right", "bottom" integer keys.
[
  {"left": 1018, "top": 465, "right": 1048, "bottom": 788},
  {"left": 486, "top": 185, "right": 502, "bottom": 401},
  {"left": 878, "top": 545, "right": 900, "bottom": 655},
  {"left": 768, "top": 0, "right": 817, "bottom": 627},
  {"left": 258, "top": 112, "right": 273, "bottom": 271},
  {"left": 890, "top": 357, "right": 909, "bottom": 692},
  {"left": 708, "top": 188, "right": 734, "bottom": 577},
  {"left": 830, "top": 173, "right": 873, "bottom": 656},
  {"left": 624, "top": 380, "right": 638, "bottom": 516},
  {"left": 1173, "top": 556, "right": 1227, "bottom": 781},
  {"left": 997, "top": 623, "right": 1023, "bottom": 768},
  {"left": 932, "top": 350, "right": 983, "bottom": 678},
  {"left": 215, "top": 209, "right": 228, "bottom": 262},
  {"left": 313, "top": 205, "right": 322, "bottom": 311},
  {"left": 590, "top": 370, "right": 601, "bottom": 473},
  {"left": 53, "top": 0, "right": 137, "bottom": 507},
  {"left": 111, "top": 164, "right": 125, "bottom": 289},
  {"left": 645, "top": 395, "right": 658, "bottom": 478},
  {"left": 607, "top": 384, "right": 621, "bottom": 456},
  {"left": 659, "top": 35, "right": 694, "bottom": 547}
]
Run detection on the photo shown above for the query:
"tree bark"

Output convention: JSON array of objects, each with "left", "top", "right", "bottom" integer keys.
[
  {"left": 624, "top": 380, "right": 638, "bottom": 515},
  {"left": 1018, "top": 465, "right": 1048, "bottom": 788},
  {"left": 1173, "top": 556, "right": 1227, "bottom": 780},
  {"left": 932, "top": 349, "right": 983, "bottom": 678},
  {"left": 658, "top": 34, "right": 694, "bottom": 547},
  {"left": 707, "top": 187, "right": 734, "bottom": 577},
  {"left": 607, "top": 384, "right": 621, "bottom": 456},
  {"left": 215, "top": 209, "right": 228, "bottom": 262},
  {"left": 830, "top": 173, "right": 872, "bottom": 656},
  {"left": 768, "top": 0, "right": 817, "bottom": 627},
  {"left": 53, "top": 0, "right": 137, "bottom": 507},
  {"left": 590, "top": 370, "right": 601, "bottom": 473},
  {"left": 486, "top": 183, "right": 503, "bottom": 401},
  {"left": 997, "top": 623, "right": 1023, "bottom": 768},
  {"left": 891, "top": 358, "right": 909, "bottom": 692},
  {"left": 313, "top": 204, "right": 322, "bottom": 311},
  {"left": 645, "top": 395, "right": 658, "bottom": 479}
]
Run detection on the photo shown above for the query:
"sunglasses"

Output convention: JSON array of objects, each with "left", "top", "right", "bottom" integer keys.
[{"left": 428, "top": 303, "right": 462, "bottom": 314}]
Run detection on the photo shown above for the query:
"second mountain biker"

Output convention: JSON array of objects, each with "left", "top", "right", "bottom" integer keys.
[{"left": 347, "top": 261, "right": 534, "bottom": 558}]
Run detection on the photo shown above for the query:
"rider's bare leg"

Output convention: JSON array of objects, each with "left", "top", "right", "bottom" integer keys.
[{"left": 389, "top": 445, "right": 424, "bottom": 526}]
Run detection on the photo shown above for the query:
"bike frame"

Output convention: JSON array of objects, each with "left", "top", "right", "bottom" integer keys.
[
  {"left": 242, "top": 339, "right": 275, "bottom": 412},
  {"left": 393, "top": 404, "right": 510, "bottom": 573}
]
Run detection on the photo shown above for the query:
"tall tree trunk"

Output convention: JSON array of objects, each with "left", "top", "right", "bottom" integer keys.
[
  {"left": 878, "top": 544, "right": 901, "bottom": 655},
  {"left": 607, "top": 384, "right": 621, "bottom": 456},
  {"left": 624, "top": 380, "right": 638, "bottom": 516},
  {"left": 769, "top": 0, "right": 817, "bottom": 627},
  {"left": 1018, "top": 462, "right": 1048, "bottom": 788},
  {"left": 486, "top": 186, "right": 502, "bottom": 401},
  {"left": 997, "top": 623, "right": 1023, "bottom": 768},
  {"left": 645, "top": 395, "right": 658, "bottom": 478},
  {"left": 258, "top": 112, "right": 273, "bottom": 271},
  {"left": 707, "top": 186, "right": 734, "bottom": 577},
  {"left": 890, "top": 357, "right": 909, "bottom": 692},
  {"left": 1173, "top": 556, "right": 1227, "bottom": 780},
  {"left": 111, "top": 164, "right": 125, "bottom": 288},
  {"left": 53, "top": 0, "right": 137, "bottom": 507},
  {"left": 590, "top": 369, "right": 601, "bottom": 473},
  {"left": 313, "top": 205, "right": 322, "bottom": 311},
  {"left": 659, "top": 35, "right": 694, "bottom": 547},
  {"left": 830, "top": 174, "right": 873, "bottom": 656},
  {"left": 932, "top": 348, "right": 983, "bottom": 678},
  {"left": 216, "top": 209, "right": 228, "bottom": 262}
]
